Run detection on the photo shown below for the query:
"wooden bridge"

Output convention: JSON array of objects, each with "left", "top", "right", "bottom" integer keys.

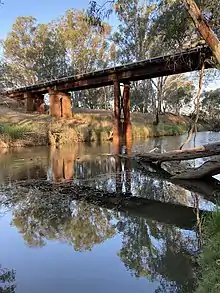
[{"left": 3, "top": 45, "right": 213, "bottom": 140}]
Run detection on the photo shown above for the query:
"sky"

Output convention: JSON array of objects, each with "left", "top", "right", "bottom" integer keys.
[
  {"left": 0, "top": 0, "right": 118, "bottom": 39},
  {"left": 0, "top": 0, "right": 219, "bottom": 90}
]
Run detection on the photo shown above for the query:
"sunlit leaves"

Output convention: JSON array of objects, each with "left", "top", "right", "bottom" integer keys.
[
  {"left": 86, "top": 0, "right": 114, "bottom": 28},
  {"left": 2, "top": 9, "right": 112, "bottom": 95},
  {"left": 162, "top": 75, "right": 195, "bottom": 114},
  {"left": 202, "top": 88, "right": 220, "bottom": 120}
]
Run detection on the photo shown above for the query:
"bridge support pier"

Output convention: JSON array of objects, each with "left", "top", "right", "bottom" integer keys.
[
  {"left": 35, "top": 96, "right": 45, "bottom": 113},
  {"left": 49, "top": 91, "right": 61, "bottom": 117},
  {"left": 61, "top": 92, "right": 72, "bottom": 118},
  {"left": 25, "top": 92, "right": 36, "bottom": 112},
  {"left": 113, "top": 80, "right": 132, "bottom": 147},
  {"left": 49, "top": 90, "right": 72, "bottom": 118},
  {"left": 123, "top": 82, "right": 132, "bottom": 145},
  {"left": 113, "top": 80, "right": 122, "bottom": 145},
  {"left": 24, "top": 92, "right": 45, "bottom": 113}
]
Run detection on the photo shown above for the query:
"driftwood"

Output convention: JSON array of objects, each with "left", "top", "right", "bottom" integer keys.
[
  {"left": 172, "top": 160, "right": 220, "bottom": 180},
  {"left": 129, "top": 142, "right": 220, "bottom": 181},
  {"left": 136, "top": 142, "right": 220, "bottom": 163},
  {"left": 8, "top": 179, "right": 210, "bottom": 230}
]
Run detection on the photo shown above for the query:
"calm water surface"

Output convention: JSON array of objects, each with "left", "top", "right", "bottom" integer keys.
[{"left": 0, "top": 131, "right": 219, "bottom": 293}]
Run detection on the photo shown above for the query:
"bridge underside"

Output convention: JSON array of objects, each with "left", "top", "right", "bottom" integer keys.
[{"left": 4, "top": 46, "right": 214, "bottom": 142}]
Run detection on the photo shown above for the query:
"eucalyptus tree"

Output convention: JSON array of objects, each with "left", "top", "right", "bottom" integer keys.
[
  {"left": 87, "top": 0, "right": 220, "bottom": 63},
  {"left": 3, "top": 16, "right": 68, "bottom": 86},
  {"left": 2, "top": 9, "right": 113, "bottom": 109},
  {"left": 202, "top": 88, "right": 220, "bottom": 120}
]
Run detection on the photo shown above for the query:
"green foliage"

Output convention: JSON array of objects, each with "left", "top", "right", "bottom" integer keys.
[
  {"left": 2, "top": 10, "right": 112, "bottom": 86},
  {"left": 132, "top": 121, "right": 188, "bottom": 138},
  {"left": 1, "top": 9, "right": 114, "bottom": 109},
  {"left": 113, "top": 0, "right": 155, "bottom": 62},
  {"left": 111, "top": 1, "right": 197, "bottom": 116},
  {"left": 2, "top": 1, "right": 219, "bottom": 113},
  {"left": 88, "top": 0, "right": 220, "bottom": 53},
  {"left": 202, "top": 88, "right": 220, "bottom": 120},
  {"left": 0, "top": 123, "right": 31, "bottom": 140},
  {"left": 196, "top": 207, "right": 220, "bottom": 293},
  {"left": 163, "top": 75, "right": 195, "bottom": 114},
  {"left": 157, "top": 123, "right": 188, "bottom": 136}
]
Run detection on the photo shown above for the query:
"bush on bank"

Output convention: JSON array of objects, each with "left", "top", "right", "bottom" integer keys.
[
  {"left": 196, "top": 207, "right": 220, "bottom": 293},
  {"left": 0, "top": 117, "right": 189, "bottom": 148}
]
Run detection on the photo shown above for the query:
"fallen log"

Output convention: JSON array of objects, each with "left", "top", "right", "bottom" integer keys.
[
  {"left": 135, "top": 142, "right": 220, "bottom": 163},
  {"left": 172, "top": 160, "right": 220, "bottom": 180}
]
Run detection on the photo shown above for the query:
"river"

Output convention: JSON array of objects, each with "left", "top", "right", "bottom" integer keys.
[{"left": 0, "top": 131, "right": 219, "bottom": 293}]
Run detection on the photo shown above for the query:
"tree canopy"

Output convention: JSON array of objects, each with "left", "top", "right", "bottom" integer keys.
[{"left": 0, "top": 1, "right": 219, "bottom": 114}]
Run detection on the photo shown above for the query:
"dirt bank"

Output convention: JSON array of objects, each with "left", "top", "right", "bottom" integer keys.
[{"left": 0, "top": 99, "right": 189, "bottom": 148}]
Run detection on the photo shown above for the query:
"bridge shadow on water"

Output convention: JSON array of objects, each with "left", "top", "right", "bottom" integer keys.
[{"left": 0, "top": 137, "right": 218, "bottom": 293}]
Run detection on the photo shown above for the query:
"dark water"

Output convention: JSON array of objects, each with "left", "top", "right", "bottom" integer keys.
[{"left": 0, "top": 131, "right": 219, "bottom": 293}]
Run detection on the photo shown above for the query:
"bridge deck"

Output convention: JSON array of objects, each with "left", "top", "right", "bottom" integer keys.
[{"left": 5, "top": 45, "right": 213, "bottom": 97}]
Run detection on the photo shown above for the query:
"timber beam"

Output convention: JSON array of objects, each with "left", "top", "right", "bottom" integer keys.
[
  {"left": 123, "top": 82, "right": 132, "bottom": 144},
  {"left": 5, "top": 46, "right": 213, "bottom": 98},
  {"left": 113, "top": 78, "right": 123, "bottom": 144}
]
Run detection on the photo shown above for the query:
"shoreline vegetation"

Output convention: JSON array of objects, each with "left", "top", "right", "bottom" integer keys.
[
  {"left": 0, "top": 104, "right": 194, "bottom": 148},
  {"left": 196, "top": 207, "right": 220, "bottom": 293}
]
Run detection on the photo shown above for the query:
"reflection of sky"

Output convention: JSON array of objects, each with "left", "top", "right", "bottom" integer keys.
[
  {"left": 0, "top": 210, "right": 159, "bottom": 293},
  {"left": 0, "top": 202, "right": 196, "bottom": 292},
  {"left": 1, "top": 131, "right": 220, "bottom": 292}
]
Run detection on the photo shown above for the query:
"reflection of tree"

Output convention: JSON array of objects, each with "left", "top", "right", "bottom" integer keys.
[
  {"left": 10, "top": 190, "right": 116, "bottom": 251},
  {"left": 0, "top": 266, "right": 16, "bottom": 293},
  {"left": 63, "top": 202, "right": 116, "bottom": 251},
  {"left": 118, "top": 215, "right": 197, "bottom": 293},
  {"left": 2, "top": 180, "right": 200, "bottom": 292},
  {"left": 131, "top": 162, "right": 191, "bottom": 206}
]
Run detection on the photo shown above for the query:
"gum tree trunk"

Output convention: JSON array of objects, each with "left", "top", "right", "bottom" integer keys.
[{"left": 183, "top": 0, "right": 220, "bottom": 66}]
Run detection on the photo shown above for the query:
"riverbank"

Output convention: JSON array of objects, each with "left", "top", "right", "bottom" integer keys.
[
  {"left": 196, "top": 207, "right": 220, "bottom": 293},
  {"left": 0, "top": 106, "right": 190, "bottom": 148}
]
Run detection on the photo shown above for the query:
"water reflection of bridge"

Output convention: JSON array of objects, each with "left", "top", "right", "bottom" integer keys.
[
  {"left": 0, "top": 139, "right": 217, "bottom": 293},
  {"left": 1, "top": 140, "right": 218, "bottom": 208},
  {"left": 0, "top": 140, "right": 216, "bottom": 231}
]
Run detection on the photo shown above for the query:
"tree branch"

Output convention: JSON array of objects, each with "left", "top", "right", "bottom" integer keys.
[{"left": 180, "top": 61, "right": 205, "bottom": 149}]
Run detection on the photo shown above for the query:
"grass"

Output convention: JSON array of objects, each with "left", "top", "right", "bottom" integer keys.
[
  {"left": 196, "top": 207, "right": 220, "bottom": 293},
  {"left": 0, "top": 107, "right": 190, "bottom": 147},
  {"left": 0, "top": 119, "right": 188, "bottom": 148},
  {"left": 0, "top": 123, "right": 32, "bottom": 140},
  {"left": 132, "top": 122, "right": 188, "bottom": 139},
  {"left": 0, "top": 120, "right": 48, "bottom": 147},
  {"left": 48, "top": 121, "right": 112, "bottom": 145}
]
